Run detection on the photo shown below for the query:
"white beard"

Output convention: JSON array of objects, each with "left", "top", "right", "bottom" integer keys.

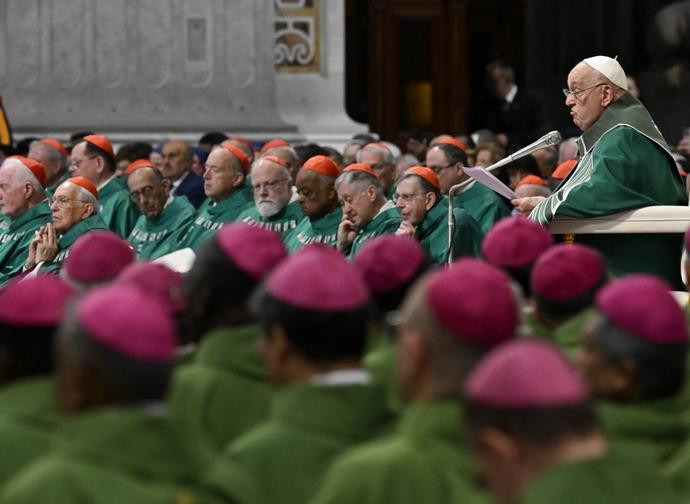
[{"left": 256, "top": 199, "right": 284, "bottom": 218}]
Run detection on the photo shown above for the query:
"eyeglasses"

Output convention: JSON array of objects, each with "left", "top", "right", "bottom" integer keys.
[
  {"left": 129, "top": 185, "right": 157, "bottom": 201},
  {"left": 68, "top": 156, "right": 98, "bottom": 169},
  {"left": 562, "top": 83, "right": 607, "bottom": 100},
  {"left": 252, "top": 179, "right": 288, "bottom": 192},
  {"left": 427, "top": 164, "right": 450, "bottom": 175},
  {"left": 49, "top": 196, "right": 89, "bottom": 207},
  {"left": 392, "top": 192, "right": 425, "bottom": 204}
]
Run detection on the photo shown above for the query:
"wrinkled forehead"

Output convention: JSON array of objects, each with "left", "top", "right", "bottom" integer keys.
[
  {"left": 567, "top": 62, "right": 599, "bottom": 88},
  {"left": 55, "top": 182, "right": 80, "bottom": 199},
  {"left": 252, "top": 160, "right": 284, "bottom": 181}
]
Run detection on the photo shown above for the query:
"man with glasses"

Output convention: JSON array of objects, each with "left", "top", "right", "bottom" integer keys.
[
  {"left": 125, "top": 159, "right": 195, "bottom": 260},
  {"left": 238, "top": 156, "right": 302, "bottom": 237},
  {"left": 425, "top": 140, "right": 510, "bottom": 234},
  {"left": 394, "top": 166, "right": 482, "bottom": 264},
  {"left": 513, "top": 56, "right": 688, "bottom": 287},
  {"left": 161, "top": 139, "right": 205, "bottom": 208},
  {"left": 69, "top": 134, "right": 139, "bottom": 238}
]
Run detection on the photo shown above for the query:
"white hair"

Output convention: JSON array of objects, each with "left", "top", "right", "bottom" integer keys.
[
  {"left": 62, "top": 181, "right": 101, "bottom": 215},
  {"left": 1, "top": 158, "right": 46, "bottom": 197},
  {"left": 251, "top": 158, "right": 291, "bottom": 181},
  {"left": 357, "top": 144, "right": 395, "bottom": 165}
]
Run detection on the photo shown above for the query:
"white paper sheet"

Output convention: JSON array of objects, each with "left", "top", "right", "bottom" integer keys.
[{"left": 463, "top": 166, "right": 518, "bottom": 200}]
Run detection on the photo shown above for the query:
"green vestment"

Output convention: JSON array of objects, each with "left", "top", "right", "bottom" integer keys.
[
  {"left": 98, "top": 175, "right": 140, "bottom": 238},
  {"left": 362, "top": 328, "right": 402, "bottom": 414},
  {"left": 284, "top": 206, "right": 343, "bottom": 253},
  {"left": 209, "top": 380, "right": 392, "bottom": 504},
  {"left": 178, "top": 188, "right": 254, "bottom": 251},
  {"left": 347, "top": 203, "right": 401, "bottom": 259},
  {"left": 531, "top": 94, "right": 688, "bottom": 287},
  {"left": 310, "top": 400, "right": 486, "bottom": 504},
  {"left": 128, "top": 197, "right": 196, "bottom": 260},
  {"left": 417, "top": 199, "right": 483, "bottom": 264},
  {"left": 0, "top": 201, "right": 51, "bottom": 286},
  {"left": 453, "top": 181, "right": 511, "bottom": 234},
  {"left": 238, "top": 200, "right": 303, "bottom": 237},
  {"left": 37, "top": 215, "right": 109, "bottom": 275},
  {"left": 167, "top": 325, "right": 272, "bottom": 451}
]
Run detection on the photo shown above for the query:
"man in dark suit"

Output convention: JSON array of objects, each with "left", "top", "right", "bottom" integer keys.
[
  {"left": 472, "top": 61, "right": 544, "bottom": 150},
  {"left": 161, "top": 140, "right": 205, "bottom": 208}
]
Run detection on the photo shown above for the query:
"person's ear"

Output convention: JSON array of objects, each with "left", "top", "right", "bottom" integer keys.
[
  {"left": 424, "top": 192, "right": 437, "bottom": 211},
  {"left": 367, "top": 185, "right": 378, "bottom": 202},
  {"left": 455, "top": 163, "right": 466, "bottom": 178},
  {"left": 81, "top": 202, "right": 95, "bottom": 220},
  {"left": 601, "top": 84, "right": 615, "bottom": 107},
  {"left": 477, "top": 427, "right": 521, "bottom": 463},
  {"left": 609, "top": 358, "right": 637, "bottom": 397},
  {"left": 232, "top": 170, "right": 246, "bottom": 189}
]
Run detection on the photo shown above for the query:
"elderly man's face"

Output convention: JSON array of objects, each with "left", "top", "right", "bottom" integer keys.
[
  {"left": 203, "top": 148, "right": 243, "bottom": 202},
  {"left": 565, "top": 63, "right": 608, "bottom": 131},
  {"left": 0, "top": 164, "right": 30, "bottom": 219},
  {"left": 251, "top": 159, "right": 292, "bottom": 218},
  {"left": 28, "top": 143, "right": 62, "bottom": 185},
  {"left": 425, "top": 146, "right": 464, "bottom": 194},
  {"left": 360, "top": 147, "right": 395, "bottom": 194},
  {"left": 68, "top": 142, "right": 100, "bottom": 182},
  {"left": 127, "top": 167, "right": 169, "bottom": 220},
  {"left": 337, "top": 181, "right": 377, "bottom": 229},
  {"left": 161, "top": 140, "right": 192, "bottom": 182},
  {"left": 50, "top": 183, "right": 93, "bottom": 234},
  {"left": 296, "top": 168, "right": 336, "bottom": 220},
  {"left": 395, "top": 176, "right": 432, "bottom": 226}
]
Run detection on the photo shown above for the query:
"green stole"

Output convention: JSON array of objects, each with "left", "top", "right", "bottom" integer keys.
[
  {"left": 0, "top": 201, "right": 52, "bottom": 285},
  {"left": 417, "top": 199, "right": 483, "bottom": 264},
  {"left": 284, "top": 206, "right": 343, "bottom": 253},
  {"left": 347, "top": 202, "right": 401, "bottom": 259},
  {"left": 98, "top": 175, "right": 140, "bottom": 238},
  {"left": 128, "top": 197, "right": 196, "bottom": 260},
  {"left": 453, "top": 180, "right": 511, "bottom": 234},
  {"left": 238, "top": 200, "right": 303, "bottom": 237}
]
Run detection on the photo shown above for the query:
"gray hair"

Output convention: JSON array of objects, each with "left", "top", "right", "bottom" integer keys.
[
  {"left": 251, "top": 158, "right": 292, "bottom": 182},
  {"left": 35, "top": 141, "right": 68, "bottom": 172},
  {"left": 2, "top": 158, "right": 46, "bottom": 197},
  {"left": 356, "top": 143, "right": 395, "bottom": 165},
  {"left": 335, "top": 169, "right": 384, "bottom": 198},
  {"left": 62, "top": 181, "right": 101, "bottom": 215}
]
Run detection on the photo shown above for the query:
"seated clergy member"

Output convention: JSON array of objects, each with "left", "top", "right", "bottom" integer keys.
[
  {"left": 311, "top": 259, "right": 519, "bottom": 504},
  {"left": 463, "top": 339, "right": 677, "bottom": 504},
  {"left": 284, "top": 155, "right": 342, "bottom": 252},
  {"left": 356, "top": 143, "right": 396, "bottom": 198},
  {"left": 208, "top": 246, "right": 392, "bottom": 504},
  {"left": 68, "top": 134, "right": 139, "bottom": 238},
  {"left": 161, "top": 139, "right": 205, "bottom": 208},
  {"left": 27, "top": 138, "right": 68, "bottom": 195},
  {"left": 0, "top": 156, "right": 51, "bottom": 285},
  {"left": 0, "top": 276, "right": 73, "bottom": 486},
  {"left": 0, "top": 285, "right": 226, "bottom": 504},
  {"left": 425, "top": 140, "right": 510, "bottom": 233},
  {"left": 238, "top": 155, "right": 302, "bottom": 236},
  {"left": 125, "top": 159, "right": 195, "bottom": 259},
  {"left": 394, "top": 166, "right": 482, "bottom": 264},
  {"left": 576, "top": 275, "right": 690, "bottom": 466},
  {"left": 177, "top": 143, "right": 253, "bottom": 251},
  {"left": 335, "top": 164, "right": 401, "bottom": 258},
  {"left": 24, "top": 177, "right": 108, "bottom": 274},
  {"left": 168, "top": 223, "right": 287, "bottom": 450}
]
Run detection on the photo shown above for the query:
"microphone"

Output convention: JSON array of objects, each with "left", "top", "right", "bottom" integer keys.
[{"left": 445, "top": 131, "right": 562, "bottom": 265}]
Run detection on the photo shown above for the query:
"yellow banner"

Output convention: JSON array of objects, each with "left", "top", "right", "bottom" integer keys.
[{"left": 0, "top": 97, "right": 12, "bottom": 146}]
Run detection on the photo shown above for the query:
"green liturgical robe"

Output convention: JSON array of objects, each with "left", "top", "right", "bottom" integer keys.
[
  {"left": 0, "top": 201, "right": 51, "bottom": 286},
  {"left": 418, "top": 199, "right": 482, "bottom": 264},
  {"left": 238, "top": 200, "right": 303, "bottom": 237},
  {"left": 167, "top": 325, "right": 273, "bottom": 451},
  {"left": 363, "top": 330, "right": 402, "bottom": 414},
  {"left": 521, "top": 453, "right": 679, "bottom": 503},
  {"left": 37, "top": 214, "right": 109, "bottom": 275},
  {"left": 209, "top": 380, "right": 392, "bottom": 504},
  {"left": 531, "top": 94, "right": 687, "bottom": 287},
  {"left": 128, "top": 197, "right": 196, "bottom": 260},
  {"left": 310, "top": 400, "right": 486, "bottom": 504},
  {"left": 347, "top": 203, "right": 401, "bottom": 259},
  {"left": 98, "top": 176, "right": 140, "bottom": 238},
  {"left": 0, "top": 407, "right": 227, "bottom": 504},
  {"left": 284, "top": 206, "right": 343, "bottom": 253},
  {"left": 453, "top": 181, "right": 510, "bottom": 234},
  {"left": 178, "top": 188, "right": 254, "bottom": 251},
  {"left": 0, "top": 377, "right": 63, "bottom": 486}
]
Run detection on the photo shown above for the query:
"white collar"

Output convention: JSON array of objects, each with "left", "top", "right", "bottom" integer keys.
[
  {"left": 97, "top": 174, "right": 116, "bottom": 191},
  {"left": 373, "top": 199, "right": 395, "bottom": 218},
  {"left": 309, "top": 369, "right": 371, "bottom": 387},
  {"left": 171, "top": 170, "right": 190, "bottom": 190},
  {"left": 505, "top": 84, "right": 518, "bottom": 104}
]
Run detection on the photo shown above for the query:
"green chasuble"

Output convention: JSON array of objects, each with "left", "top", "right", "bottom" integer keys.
[
  {"left": 530, "top": 94, "right": 687, "bottom": 287},
  {"left": 363, "top": 328, "right": 402, "bottom": 414},
  {"left": 208, "top": 380, "right": 393, "bottom": 504},
  {"left": 178, "top": 188, "right": 254, "bottom": 251},
  {"left": 311, "top": 400, "right": 486, "bottom": 504},
  {"left": 453, "top": 180, "right": 510, "bottom": 234},
  {"left": 0, "top": 377, "right": 63, "bottom": 486},
  {"left": 0, "top": 201, "right": 51, "bottom": 286},
  {"left": 37, "top": 215, "right": 109, "bottom": 275},
  {"left": 522, "top": 453, "right": 679, "bottom": 503},
  {"left": 167, "top": 325, "right": 273, "bottom": 451},
  {"left": 98, "top": 175, "right": 140, "bottom": 238},
  {"left": 238, "top": 200, "right": 303, "bottom": 237},
  {"left": 0, "top": 407, "right": 228, "bottom": 504},
  {"left": 417, "top": 199, "right": 483, "bottom": 265},
  {"left": 284, "top": 206, "right": 343, "bottom": 253},
  {"left": 347, "top": 202, "right": 401, "bottom": 259},
  {"left": 128, "top": 196, "right": 196, "bottom": 260}
]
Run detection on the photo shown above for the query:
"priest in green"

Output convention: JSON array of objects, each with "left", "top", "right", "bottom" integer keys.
[
  {"left": 426, "top": 140, "right": 509, "bottom": 233},
  {"left": 238, "top": 155, "right": 302, "bottom": 236},
  {"left": 311, "top": 259, "right": 518, "bottom": 504},
  {"left": 26, "top": 138, "right": 69, "bottom": 196},
  {"left": 0, "top": 276, "right": 73, "bottom": 487},
  {"left": 285, "top": 155, "right": 343, "bottom": 252},
  {"left": 394, "top": 166, "right": 482, "bottom": 264},
  {"left": 125, "top": 159, "right": 195, "bottom": 259},
  {"left": 0, "top": 156, "right": 52, "bottom": 285},
  {"left": 68, "top": 134, "right": 140, "bottom": 238},
  {"left": 23, "top": 176, "right": 109, "bottom": 275},
  {"left": 177, "top": 143, "right": 253, "bottom": 251},
  {"left": 463, "top": 339, "right": 678, "bottom": 504},
  {"left": 208, "top": 247, "right": 392, "bottom": 504},
  {"left": 335, "top": 163, "right": 401, "bottom": 258},
  {"left": 356, "top": 142, "right": 396, "bottom": 199},
  {"left": 168, "top": 223, "right": 287, "bottom": 450},
  {"left": 513, "top": 56, "right": 688, "bottom": 288},
  {"left": 0, "top": 285, "right": 225, "bottom": 504}
]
